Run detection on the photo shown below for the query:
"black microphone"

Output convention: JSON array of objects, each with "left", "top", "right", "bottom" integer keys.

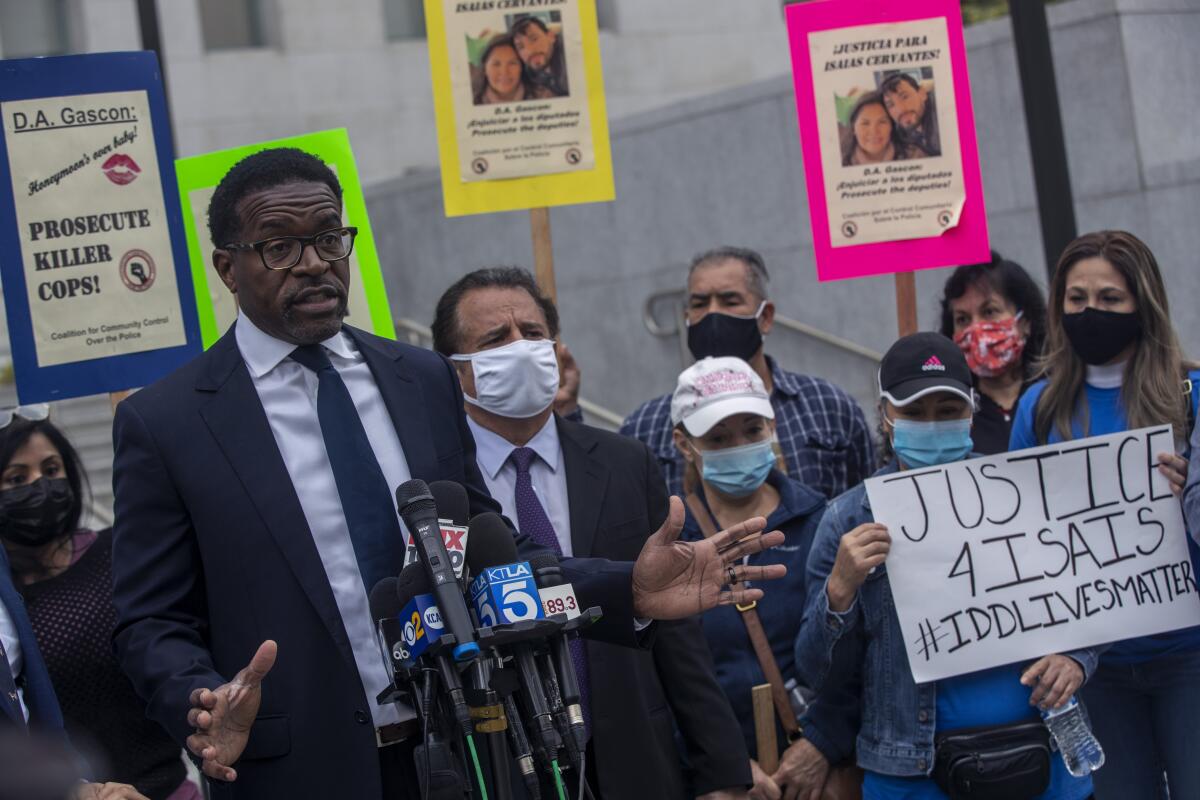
[
  {"left": 528, "top": 553, "right": 588, "bottom": 764},
  {"left": 396, "top": 568, "right": 466, "bottom": 800},
  {"left": 393, "top": 563, "right": 474, "bottom": 741},
  {"left": 467, "top": 513, "right": 545, "bottom": 797},
  {"left": 428, "top": 480, "right": 472, "bottom": 590},
  {"left": 428, "top": 480, "right": 470, "bottom": 524},
  {"left": 396, "top": 479, "right": 480, "bottom": 663},
  {"left": 466, "top": 513, "right": 562, "bottom": 767},
  {"left": 369, "top": 576, "right": 405, "bottom": 691}
]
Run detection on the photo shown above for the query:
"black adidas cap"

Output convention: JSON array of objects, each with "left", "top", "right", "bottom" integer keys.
[{"left": 878, "top": 332, "right": 973, "bottom": 407}]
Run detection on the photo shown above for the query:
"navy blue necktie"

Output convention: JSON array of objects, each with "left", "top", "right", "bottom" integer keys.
[
  {"left": 291, "top": 344, "right": 404, "bottom": 594},
  {"left": 509, "top": 447, "right": 591, "bottom": 735}
]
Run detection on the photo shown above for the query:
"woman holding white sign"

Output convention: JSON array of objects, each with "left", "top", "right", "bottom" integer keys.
[
  {"left": 797, "top": 332, "right": 1097, "bottom": 800},
  {"left": 1009, "top": 230, "right": 1200, "bottom": 799}
]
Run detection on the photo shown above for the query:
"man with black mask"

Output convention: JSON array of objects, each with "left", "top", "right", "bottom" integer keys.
[{"left": 621, "top": 246, "right": 874, "bottom": 499}]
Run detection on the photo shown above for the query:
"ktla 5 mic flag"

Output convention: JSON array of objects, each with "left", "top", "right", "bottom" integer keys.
[{"left": 866, "top": 426, "right": 1200, "bottom": 683}]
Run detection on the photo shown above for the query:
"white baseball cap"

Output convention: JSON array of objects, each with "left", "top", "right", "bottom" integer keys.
[{"left": 671, "top": 357, "right": 774, "bottom": 436}]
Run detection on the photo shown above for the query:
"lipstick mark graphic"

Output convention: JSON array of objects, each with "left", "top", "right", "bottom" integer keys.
[{"left": 101, "top": 153, "right": 140, "bottom": 185}]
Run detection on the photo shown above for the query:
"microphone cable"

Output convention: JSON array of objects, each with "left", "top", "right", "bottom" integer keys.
[{"left": 550, "top": 760, "right": 568, "bottom": 800}]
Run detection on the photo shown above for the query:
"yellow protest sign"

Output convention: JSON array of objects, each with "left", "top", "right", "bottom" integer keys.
[{"left": 425, "top": 0, "right": 615, "bottom": 217}]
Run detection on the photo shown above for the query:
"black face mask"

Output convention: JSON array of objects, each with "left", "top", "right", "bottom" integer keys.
[
  {"left": 0, "top": 477, "right": 75, "bottom": 547},
  {"left": 1061, "top": 308, "right": 1143, "bottom": 366},
  {"left": 686, "top": 308, "right": 764, "bottom": 361}
]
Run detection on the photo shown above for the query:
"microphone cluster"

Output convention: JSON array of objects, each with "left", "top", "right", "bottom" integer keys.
[{"left": 368, "top": 479, "right": 601, "bottom": 800}]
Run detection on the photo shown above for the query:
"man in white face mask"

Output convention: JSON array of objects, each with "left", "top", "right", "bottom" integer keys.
[{"left": 433, "top": 267, "right": 755, "bottom": 800}]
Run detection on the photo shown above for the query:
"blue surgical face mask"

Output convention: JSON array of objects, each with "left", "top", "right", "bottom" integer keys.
[
  {"left": 889, "top": 418, "right": 973, "bottom": 469},
  {"left": 695, "top": 438, "right": 777, "bottom": 497}
]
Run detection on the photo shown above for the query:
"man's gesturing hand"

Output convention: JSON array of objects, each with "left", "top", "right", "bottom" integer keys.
[
  {"left": 186, "top": 640, "right": 277, "bottom": 782},
  {"left": 631, "top": 496, "right": 786, "bottom": 619}
]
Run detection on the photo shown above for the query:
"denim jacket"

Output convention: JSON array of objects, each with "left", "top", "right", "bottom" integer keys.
[{"left": 794, "top": 462, "right": 1103, "bottom": 777}]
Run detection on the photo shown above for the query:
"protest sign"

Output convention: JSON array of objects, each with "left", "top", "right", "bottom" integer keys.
[
  {"left": 785, "top": 0, "right": 989, "bottom": 282},
  {"left": 425, "top": 0, "right": 615, "bottom": 217},
  {"left": 0, "top": 52, "right": 201, "bottom": 402},
  {"left": 866, "top": 426, "right": 1200, "bottom": 683},
  {"left": 175, "top": 129, "right": 395, "bottom": 347}
]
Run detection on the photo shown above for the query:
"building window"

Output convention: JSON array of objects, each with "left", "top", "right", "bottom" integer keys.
[
  {"left": 384, "top": 0, "right": 426, "bottom": 40},
  {"left": 0, "top": 0, "right": 70, "bottom": 58},
  {"left": 596, "top": 0, "right": 617, "bottom": 31},
  {"left": 200, "top": 0, "right": 273, "bottom": 50}
]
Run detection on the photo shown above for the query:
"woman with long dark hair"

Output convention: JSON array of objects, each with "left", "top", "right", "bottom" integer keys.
[
  {"left": 1009, "top": 230, "right": 1200, "bottom": 798},
  {"left": 0, "top": 412, "right": 197, "bottom": 800},
  {"left": 939, "top": 252, "right": 1047, "bottom": 454}
]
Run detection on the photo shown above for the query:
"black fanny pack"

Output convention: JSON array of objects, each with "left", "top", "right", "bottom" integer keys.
[{"left": 932, "top": 719, "right": 1052, "bottom": 800}]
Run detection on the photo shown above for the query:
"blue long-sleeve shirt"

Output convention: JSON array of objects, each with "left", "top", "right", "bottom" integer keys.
[{"left": 1010, "top": 376, "right": 1200, "bottom": 662}]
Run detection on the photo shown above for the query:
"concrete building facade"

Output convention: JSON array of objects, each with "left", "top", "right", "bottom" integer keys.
[{"left": 0, "top": 0, "right": 1197, "bottom": 523}]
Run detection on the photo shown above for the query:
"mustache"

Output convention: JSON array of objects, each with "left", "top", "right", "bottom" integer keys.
[{"left": 283, "top": 280, "right": 347, "bottom": 307}]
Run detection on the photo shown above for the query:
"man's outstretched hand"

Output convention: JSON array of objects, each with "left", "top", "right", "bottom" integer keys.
[
  {"left": 631, "top": 496, "right": 786, "bottom": 619},
  {"left": 186, "top": 640, "right": 277, "bottom": 782}
]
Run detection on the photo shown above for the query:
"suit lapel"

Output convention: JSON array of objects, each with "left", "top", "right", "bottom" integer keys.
[
  {"left": 196, "top": 329, "right": 360, "bottom": 677},
  {"left": 557, "top": 418, "right": 609, "bottom": 558},
  {"left": 348, "top": 328, "right": 439, "bottom": 480},
  {"left": 0, "top": 549, "right": 62, "bottom": 731},
  {"left": 0, "top": 555, "right": 28, "bottom": 726}
]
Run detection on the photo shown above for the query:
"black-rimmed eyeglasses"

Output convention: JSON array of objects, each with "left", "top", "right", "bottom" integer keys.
[{"left": 224, "top": 226, "right": 358, "bottom": 271}]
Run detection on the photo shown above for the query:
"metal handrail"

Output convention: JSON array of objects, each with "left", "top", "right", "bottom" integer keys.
[
  {"left": 641, "top": 289, "right": 882, "bottom": 363},
  {"left": 393, "top": 318, "right": 626, "bottom": 429}
]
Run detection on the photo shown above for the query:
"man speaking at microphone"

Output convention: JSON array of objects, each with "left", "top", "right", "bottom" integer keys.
[
  {"left": 433, "top": 267, "right": 752, "bottom": 799},
  {"left": 109, "top": 148, "right": 785, "bottom": 800}
]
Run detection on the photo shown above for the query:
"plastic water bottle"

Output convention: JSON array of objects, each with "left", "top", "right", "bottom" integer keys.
[{"left": 1041, "top": 697, "right": 1105, "bottom": 777}]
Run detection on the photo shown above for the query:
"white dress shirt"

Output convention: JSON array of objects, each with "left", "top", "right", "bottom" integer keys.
[
  {"left": 467, "top": 415, "right": 574, "bottom": 556},
  {"left": 236, "top": 314, "right": 412, "bottom": 727},
  {"left": 0, "top": 597, "right": 28, "bottom": 722}
]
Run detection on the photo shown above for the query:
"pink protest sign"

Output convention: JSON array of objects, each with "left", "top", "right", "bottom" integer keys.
[{"left": 786, "top": 0, "right": 989, "bottom": 282}]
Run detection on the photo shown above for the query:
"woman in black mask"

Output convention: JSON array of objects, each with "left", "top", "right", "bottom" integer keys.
[
  {"left": 1009, "top": 230, "right": 1200, "bottom": 798},
  {"left": 0, "top": 413, "right": 197, "bottom": 800}
]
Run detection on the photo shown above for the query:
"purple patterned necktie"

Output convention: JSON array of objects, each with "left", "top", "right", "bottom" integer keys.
[{"left": 509, "top": 446, "right": 591, "bottom": 735}]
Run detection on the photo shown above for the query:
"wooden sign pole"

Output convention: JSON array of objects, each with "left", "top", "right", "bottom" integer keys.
[
  {"left": 529, "top": 207, "right": 558, "bottom": 303},
  {"left": 752, "top": 683, "right": 779, "bottom": 773},
  {"left": 894, "top": 271, "right": 918, "bottom": 337}
]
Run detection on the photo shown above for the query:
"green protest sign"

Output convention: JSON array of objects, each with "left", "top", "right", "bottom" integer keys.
[{"left": 175, "top": 128, "right": 394, "bottom": 347}]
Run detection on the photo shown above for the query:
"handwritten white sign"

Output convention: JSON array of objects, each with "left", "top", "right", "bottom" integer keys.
[{"left": 866, "top": 426, "right": 1200, "bottom": 683}]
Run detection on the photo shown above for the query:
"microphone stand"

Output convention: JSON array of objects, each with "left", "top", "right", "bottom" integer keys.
[{"left": 468, "top": 657, "right": 514, "bottom": 800}]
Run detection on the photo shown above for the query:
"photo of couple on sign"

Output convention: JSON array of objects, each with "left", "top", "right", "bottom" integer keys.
[
  {"left": 838, "top": 68, "right": 941, "bottom": 166},
  {"left": 468, "top": 12, "right": 569, "bottom": 105}
]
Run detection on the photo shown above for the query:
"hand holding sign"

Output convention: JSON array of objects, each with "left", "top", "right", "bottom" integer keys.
[
  {"left": 1158, "top": 450, "right": 1188, "bottom": 496},
  {"left": 827, "top": 522, "right": 890, "bottom": 612}
]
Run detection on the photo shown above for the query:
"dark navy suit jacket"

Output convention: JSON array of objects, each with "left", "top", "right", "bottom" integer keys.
[
  {"left": 0, "top": 546, "right": 65, "bottom": 734},
  {"left": 110, "top": 326, "right": 638, "bottom": 800}
]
